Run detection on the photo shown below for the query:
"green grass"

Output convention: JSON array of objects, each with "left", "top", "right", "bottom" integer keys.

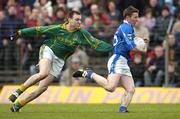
[{"left": 0, "top": 104, "right": 180, "bottom": 119}]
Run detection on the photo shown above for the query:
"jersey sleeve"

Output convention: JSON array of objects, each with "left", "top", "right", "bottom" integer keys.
[
  {"left": 119, "top": 25, "right": 136, "bottom": 50},
  {"left": 18, "top": 25, "right": 57, "bottom": 37},
  {"left": 80, "top": 29, "right": 113, "bottom": 52}
]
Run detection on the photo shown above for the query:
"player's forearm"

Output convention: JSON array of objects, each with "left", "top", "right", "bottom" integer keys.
[{"left": 95, "top": 41, "right": 113, "bottom": 52}]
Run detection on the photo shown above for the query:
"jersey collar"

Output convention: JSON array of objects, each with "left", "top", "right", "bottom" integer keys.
[
  {"left": 123, "top": 20, "right": 133, "bottom": 28},
  {"left": 123, "top": 20, "right": 130, "bottom": 25}
]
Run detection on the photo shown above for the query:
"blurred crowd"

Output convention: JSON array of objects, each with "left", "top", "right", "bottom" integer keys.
[{"left": 0, "top": 0, "right": 180, "bottom": 87}]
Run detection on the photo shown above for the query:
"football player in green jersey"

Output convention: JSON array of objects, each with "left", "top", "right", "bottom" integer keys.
[{"left": 9, "top": 10, "right": 112, "bottom": 112}]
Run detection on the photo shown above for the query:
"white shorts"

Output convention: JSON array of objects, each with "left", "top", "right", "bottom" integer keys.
[
  {"left": 39, "top": 45, "right": 65, "bottom": 78},
  {"left": 107, "top": 54, "right": 132, "bottom": 77}
]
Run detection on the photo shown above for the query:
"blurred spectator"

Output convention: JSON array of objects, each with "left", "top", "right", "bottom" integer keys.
[
  {"left": 0, "top": 10, "right": 4, "bottom": 48},
  {"left": 80, "top": 0, "right": 91, "bottom": 17},
  {"left": 106, "top": 1, "right": 121, "bottom": 42},
  {"left": 53, "top": 7, "right": 66, "bottom": 24},
  {"left": 66, "top": 47, "right": 89, "bottom": 68},
  {"left": 1, "top": 5, "right": 25, "bottom": 70},
  {"left": 53, "top": 0, "right": 66, "bottom": 11},
  {"left": 4, "top": 0, "right": 16, "bottom": 15},
  {"left": 0, "top": 10, "right": 5, "bottom": 70},
  {"left": 0, "top": 1, "right": 2, "bottom": 10},
  {"left": 23, "top": 5, "right": 32, "bottom": 23},
  {"left": 134, "top": 18, "right": 150, "bottom": 41},
  {"left": 60, "top": 57, "right": 86, "bottom": 86},
  {"left": 116, "top": 0, "right": 146, "bottom": 16},
  {"left": 129, "top": 53, "right": 145, "bottom": 86},
  {"left": 152, "top": 5, "right": 174, "bottom": 44},
  {"left": 33, "top": 0, "right": 53, "bottom": 25},
  {"left": 4, "top": 0, "right": 24, "bottom": 18},
  {"left": 163, "top": 34, "right": 180, "bottom": 64},
  {"left": 144, "top": 45, "right": 165, "bottom": 86},
  {"left": 83, "top": 3, "right": 112, "bottom": 57},
  {"left": 26, "top": 7, "right": 40, "bottom": 27},
  {"left": 83, "top": 17, "right": 97, "bottom": 34},
  {"left": 41, "top": 10, "right": 53, "bottom": 25},
  {"left": 67, "top": 0, "right": 82, "bottom": 10},
  {"left": 18, "top": 0, "right": 36, "bottom": 7},
  {"left": 166, "top": 62, "right": 180, "bottom": 87},
  {"left": 88, "top": 3, "right": 111, "bottom": 42},
  {"left": 34, "top": 0, "right": 53, "bottom": 17},
  {"left": 71, "top": 7, "right": 80, "bottom": 13},
  {"left": 139, "top": 8, "right": 156, "bottom": 33},
  {"left": 89, "top": 3, "right": 110, "bottom": 29},
  {"left": 172, "top": 7, "right": 180, "bottom": 36},
  {"left": 164, "top": 0, "right": 177, "bottom": 15},
  {"left": 107, "top": 1, "right": 122, "bottom": 21},
  {"left": 145, "top": 0, "right": 162, "bottom": 17}
]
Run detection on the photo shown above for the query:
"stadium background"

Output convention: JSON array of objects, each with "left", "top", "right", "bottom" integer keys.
[{"left": 0, "top": 0, "right": 180, "bottom": 118}]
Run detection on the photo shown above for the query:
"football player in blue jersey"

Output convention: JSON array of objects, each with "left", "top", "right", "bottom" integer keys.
[{"left": 73, "top": 6, "right": 149, "bottom": 112}]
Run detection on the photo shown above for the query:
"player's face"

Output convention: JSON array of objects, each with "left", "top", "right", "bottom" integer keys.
[
  {"left": 129, "top": 12, "right": 139, "bottom": 26},
  {"left": 69, "top": 14, "right": 82, "bottom": 30}
]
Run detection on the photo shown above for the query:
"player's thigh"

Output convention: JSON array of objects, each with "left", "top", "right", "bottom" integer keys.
[
  {"left": 107, "top": 73, "right": 121, "bottom": 88},
  {"left": 120, "top": 76, "right": 135, "bottom": 91},
  {"left": 38, "top": 45, "right": 53, "bottom": 75},
  {"left": 39, "top": 58, "right": 52, "bottom": 75}
]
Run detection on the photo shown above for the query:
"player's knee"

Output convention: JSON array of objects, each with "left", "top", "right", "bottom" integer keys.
[
  {"left": 105, "top": 85, "right": 116, "bottom": 92},
  {"left": 126, "top": 87, "right": 135, "bottom": 95},
  {"left": 39, "top": 86, "right": 48, "bottom": 93},
  {"left": 38, "top": 72, "right": 48, "bottom": 79}
]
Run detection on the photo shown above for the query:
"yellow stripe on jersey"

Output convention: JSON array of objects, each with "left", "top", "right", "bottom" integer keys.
[
  {"left": 42, "top": 25, "right": 60, "bottom": 34},
  {"left": 94, "top": 39, "right": 100, "bottom": 49},
  {"left": 35, "top": 26, "right": 41, "bottom": 35},
  {"left": 82, "top": 33, "right": 97, "bottom": 50}
]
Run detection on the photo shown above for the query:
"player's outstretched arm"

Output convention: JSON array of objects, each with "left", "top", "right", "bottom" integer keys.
[
  {"left": 81, "top": 29, "right": 113, "bottom": 52},
  {"left": 15, "top": 25, "right": 57, "bottom": 37}
]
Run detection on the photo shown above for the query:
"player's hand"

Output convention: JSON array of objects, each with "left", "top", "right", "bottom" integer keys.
[{"left": 10, "top": 32, "right": 19, "bottom": 41}]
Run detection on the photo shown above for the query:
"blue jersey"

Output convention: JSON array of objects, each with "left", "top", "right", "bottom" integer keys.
[{"left": 113, "top": 20, "right": 136, "bottom": 61}]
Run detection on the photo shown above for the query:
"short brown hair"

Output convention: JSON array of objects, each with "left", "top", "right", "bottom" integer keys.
[
  {"left": 123, "top": 6, "right": 139, "bottom": 18},
  {"left": 67, "top": 10, "right": 81, "bottom": 19}
]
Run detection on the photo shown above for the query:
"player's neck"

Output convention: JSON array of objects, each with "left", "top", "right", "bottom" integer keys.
[{"left": 66, "top": 23, "right": 77, "bottom": 32}]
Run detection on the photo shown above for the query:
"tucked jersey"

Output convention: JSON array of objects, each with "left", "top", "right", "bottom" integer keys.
[
  {"left": 18, "top": 22, "right": 113, "bottom": 60},
  {"left": 113, "top": 20, "right": 136, "bottom": 61}
]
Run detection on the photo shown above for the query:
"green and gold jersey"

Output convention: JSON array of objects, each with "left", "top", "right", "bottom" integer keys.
[{"left": 18, "top": 22, "right": 113, "bottom": 60}]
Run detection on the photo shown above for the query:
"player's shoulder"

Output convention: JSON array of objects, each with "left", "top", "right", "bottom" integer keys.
[
  {"left": 120, "top": 22, "right": 132, "bottom": 30},
  {"left": 78, "top": 28, "right": 91, "bottom": 35},
  {"left": 118, "top": 22, "right": 133, "bottom": 34},
  {"left": 45, "top": 24, "right": 60, "bottom": 29},
  {"left": 79, "top": 28, "right": 87, "bottom": 33}
]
